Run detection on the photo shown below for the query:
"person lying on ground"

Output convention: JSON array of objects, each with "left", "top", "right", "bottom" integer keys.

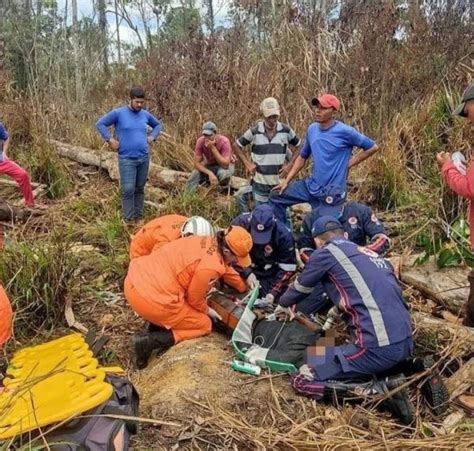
[
  {"left": 124, "top": 226, "right": 252, "bottom": 369},
  {"left": 186, "top": 122, "right": 235, "bottom": 191},
  {"left": 295, "top": 195, "right": 391, "bottom": 316},
  {"left": 232, "top": 204, "right": 297, "bottom": 303},
  {"left": 269, "top": 94, "right": 379, "bottom": 226},
  {"left": 233, "top": 97, "right": 301, "bottom": 211},
  {"left": 130, "top": 214, "right": 215, "bottom": 259},
  {"left": 0, "top": 121, "right": 35, "bottom": 208},
  {"left": 96, "top": 86, "right": 161, "bottom": 223},
  {"left": 437, "top": 83, "right": 474, "bottom": 328},
  {"left": 277, "top": 216, "right": 414, "bottom": 424}
]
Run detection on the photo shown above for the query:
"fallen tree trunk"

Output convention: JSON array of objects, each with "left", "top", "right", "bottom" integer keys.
[
  {"left": 402, "top": 256, "right": 468, "bottom": 314},
  {"left": 0, "top": 202, "right": 32, "bottom": 221},
  {"left": 412, "top": 312, "right": 474, "bottom": 357},
  {"left": 445, "top": 358, "right": 474, "bottom": 399},
  {"left": 49, "top": 139, "right": 248, "bottom": 190}
]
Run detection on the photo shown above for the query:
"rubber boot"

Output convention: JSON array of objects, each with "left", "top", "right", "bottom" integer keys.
[
  {"left": 464, "top": 270, "right": 474, "bottom": 327},
  {"left": 132, "top": 329, "right": 175, "bottom": 370}
]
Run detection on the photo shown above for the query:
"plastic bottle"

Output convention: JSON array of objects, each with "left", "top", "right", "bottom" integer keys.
[
  {"left": 230, "top": 360, "right": 262, "bottom": 376},
  {"left": 452, "top": 151, "right": 467, "bottom": 175},
  {"left": 322, "top": 306, "right": 341, "bottom": 331}
]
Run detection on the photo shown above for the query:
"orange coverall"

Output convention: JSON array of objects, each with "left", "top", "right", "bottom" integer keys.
[
  {"left": 125, "top": 235, "right": 246, "bottom": 343},
  {"left": 129, "top": 214, "right": 188, "bottom": 259},
  {"left": 0, "top": 285, "right": 13, "bottom": 348}
]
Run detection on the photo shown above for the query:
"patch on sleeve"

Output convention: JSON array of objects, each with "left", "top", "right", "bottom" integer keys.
[{"left": 348, "top": 216, "right": 358, "bottom": 225}]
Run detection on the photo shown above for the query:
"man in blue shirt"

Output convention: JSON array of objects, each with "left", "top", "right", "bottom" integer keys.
[
  {"left": 96, "top": 86, "right": 161, "bottom": 222},
  {"left": 277, "top": 216, "right": 414, "bottom": 424},
  {"left": 232, "top": 204, "right": 297, "bottom": 303},
  {"left": 269, "top": 94, "right": 379, "bottom": 225}
]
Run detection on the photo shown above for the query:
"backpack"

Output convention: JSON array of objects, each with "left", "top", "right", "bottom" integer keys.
[{"left": 42, "top": 374, "right": 139, "bottom": 451}]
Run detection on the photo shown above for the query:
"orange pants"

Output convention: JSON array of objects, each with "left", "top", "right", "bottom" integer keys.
[
  {"left": 124, "top": 277, "right": 212, "bottom": 343},
  {"left": 0, "top": 285, "right": 13, "bottom": 348}
]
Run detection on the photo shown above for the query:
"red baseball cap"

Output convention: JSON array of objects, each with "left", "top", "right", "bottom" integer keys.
[{"left": 311, "top": 94, "right": 341, "bottom": 111}]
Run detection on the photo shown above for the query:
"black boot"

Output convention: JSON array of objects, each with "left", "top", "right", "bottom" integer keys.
[
  {"left": 324, "top": 377, "right": 414, "bottom": 425},
  {"left": 376, "top": 377, "right": 415, "bottom": 425},
  {"left": 132, "top": 329, "right": 175, "bottom": 370}
]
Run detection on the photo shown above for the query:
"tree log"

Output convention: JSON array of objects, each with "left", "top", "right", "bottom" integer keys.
[
  {"left": 445, "top": 358, "right": 474, "bottom": 399},
  {"left": 412, "top": 312, "right": 474, "bottom": 357},
  {"left": 0, "top": 202, "right": 32, "bottom": 221},
  {"left": 48, "top": 139, "right": 248, "bottom": 190},
  {"left": 402, "top": 255, "right": 468, "bottom": 314}
]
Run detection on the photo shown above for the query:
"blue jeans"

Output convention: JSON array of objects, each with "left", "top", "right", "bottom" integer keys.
[
  {"left": 186, "top": 164, "right": 235, "bottom": 190},
  {"left": 269, "top": 180, "right": 324, "bottom": 225},
  {"left": 234, "top": 185, "right": 294, "bottom": 231},
  {"left": 119, "top": 155, "right": 150, "bottom": 221},
  {"left": 234, "top": 185, "right": 268, "bottom": 213}
]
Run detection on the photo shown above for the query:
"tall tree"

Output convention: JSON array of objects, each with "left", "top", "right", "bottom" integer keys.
[
  {"left": 0, "top": 2, "right": 6, "bottom": 72},
  {"left": 96, "top": 0, "right": 110, "bottom": 76},
  {"left": 205, "top": 0, "right": 214, "bottom": 35},
  {"left": 114, "top": 0, "right": 122, "bottom": 64},
  {"left": 72, "top": 0, "right": 82, "bottom": 101}
]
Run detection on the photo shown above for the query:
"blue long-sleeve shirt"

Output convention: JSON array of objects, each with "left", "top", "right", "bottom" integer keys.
[
  {"left": 0, "top": 122, "right": 9, "bottom": 161},
  {"left": 96, "top": 106, "right": 161, "bottom": 158}
]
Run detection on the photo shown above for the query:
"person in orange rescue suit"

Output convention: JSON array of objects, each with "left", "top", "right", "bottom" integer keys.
[
  {"left": 0, "top": 285, "right": 13, "bottom": 356},
  {"left": 125, "top": 226, "right": 253, "bottom": 369},
  {"left": 129, "top": 214, "right": 214, "bottom": 259}
]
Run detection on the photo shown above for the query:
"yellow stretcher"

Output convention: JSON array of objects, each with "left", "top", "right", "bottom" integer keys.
[{"left": 0, "top": 333, "right": 118, "bottom": 440}]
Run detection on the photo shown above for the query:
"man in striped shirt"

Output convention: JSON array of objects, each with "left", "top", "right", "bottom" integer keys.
[{"left": 234, "top": 98, "right": 301, "bottom": 209}]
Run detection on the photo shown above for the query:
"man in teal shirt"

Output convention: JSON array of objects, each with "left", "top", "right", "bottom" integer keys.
[{"left": 96, "top": 86, "right": 161, "bottom": 222}]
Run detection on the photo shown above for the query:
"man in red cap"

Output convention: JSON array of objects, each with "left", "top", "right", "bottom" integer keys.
[
  {"left": 269, "top": 94, "right": 379, "bottom": 226},
  {"left": 437, "top": 84, "right": 474, "bottom": 327}
]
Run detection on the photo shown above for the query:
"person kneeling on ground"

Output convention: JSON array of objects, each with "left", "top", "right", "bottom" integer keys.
[
  {"left": 124, "top": 226, "right": 252, "bottom": 369},
  {"left": 232, "top": 204, "right": 297, "bottom": 303},
  {"left": 277, "top": 216, "right": 414, "bottom": 424},
  {"left": 186, "top": 122, "right": 235, "bottom": 190},
  {"left": 0, "top": 285, "right": 13, "bottom": 372},
  {"left": 130, "top": 214, "right": 214, "bottom": 259}
]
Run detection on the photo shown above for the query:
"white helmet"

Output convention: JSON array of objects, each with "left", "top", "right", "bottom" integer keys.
[{"left": 181, "top": 216, "right": 215, "bottom": 237}]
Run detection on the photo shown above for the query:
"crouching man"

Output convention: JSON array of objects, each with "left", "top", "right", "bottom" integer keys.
[{"left": 277, "top": 216, "right": 414, "bottom": 424}]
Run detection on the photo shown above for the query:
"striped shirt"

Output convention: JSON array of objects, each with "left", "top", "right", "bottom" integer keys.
[{"left": 236, "top": 121, "right": 300, "bottom": 202}]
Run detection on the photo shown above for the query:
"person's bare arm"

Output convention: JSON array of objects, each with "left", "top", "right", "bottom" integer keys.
[
  {"left": 193, "top": 154, "right": 218, "bottom": 185},
  {"left": 233, "top": 143, "right": 256, "bottom": 175},
  {"left": 209, "top": 143, "right": 230, "bottom": 168},
  {"left": 348, "top": 144, "right": 379, "bottom": 169},
  {"left": 273, "top": 155, "right": 307, "bottom": 193},
  {"left": 280, "top": 145, "right": 300, "bottom": 176}
]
